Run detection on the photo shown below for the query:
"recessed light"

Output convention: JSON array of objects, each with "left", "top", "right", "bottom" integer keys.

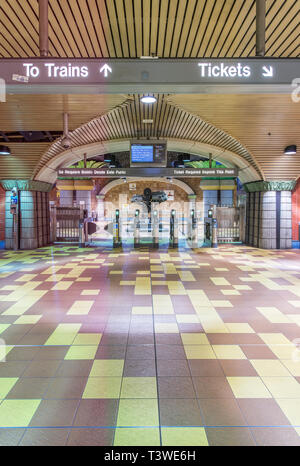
[
  {"left": 140, "top": 95, "right": 157, "bottom": 104},
  {"left": 284, "top": 145, "right": 297, "bottom": 155},
  {"left": 0, "top": 145, "right": 11, "bottom": 156},
  {"left": 143, "top": 119, "right": 154, "bottom": 124}
]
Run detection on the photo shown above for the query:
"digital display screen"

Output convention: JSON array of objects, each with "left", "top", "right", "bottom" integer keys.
[
  {"left": 130, "top": 141, "right": 167, "bottom": 166},
  {"left": 131, "top": 145, "right": 154, "bottom": 163}
]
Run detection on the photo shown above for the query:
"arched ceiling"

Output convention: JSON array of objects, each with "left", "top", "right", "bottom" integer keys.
[
  {"left": 0, "top": 0, "right": 298, "bottom": 58},
  {"left": 167, "top": 93, "right": 300, "bottom": 180},
  {"left": 99, "top": 177, "right": 195, "bottom": 196},
  {"left": 33, "top": 94, "right": 263, "bottom": 183}
]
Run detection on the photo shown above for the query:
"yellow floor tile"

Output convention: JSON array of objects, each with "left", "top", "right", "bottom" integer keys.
[
  {"left": 226, "top": 323, "right": 255, "bottom": 334},
  {"left": 210, "top": 277, "right": 230, "bottom": 286},
  {"left": 67, "top": 300, "right": 94, "bottom": 315},
  {"left": 154, "top": 323, "right": 179, "bottom": 333},
  {"left": 257, "top": 307, "right": 292, "bottom": 324},
  {"left": 89, "top": 360, "right": 124, "bottom": 377},
  {"left": 221, "top": 289, "right": 241, "bottom": 296},
  {"left": 250, "top": 359, "right": 291, "bottom": 377},
  {"left": 181, "top": 333, "right": 209, "bottom": 345},
  {"left": 64, "top": 345, "right": 97, "bottom": 360},
  {"left": 213, "top": 345, "right": 247, "bottom": 360},
  {"left": 161, "top": 427, "right": 208, "bottom": 446},
  {"left": 45, "top": 323, "right": 81, "bottom": 346},
  {"left": 176, "top": 314, "right": 199, "bottom": 323},
  {"left": 276, "top": 399, "right": 300, "bottom": 427},
  {"left": 14, "top": 315, "right": 42, "bottom": 325},
  {"left": 153, "top": 295, "right": 174, "bottom": 314},
  {"left": 83, "top": 377, "right": 122, "bottom": 399},
  {"left": 184, "top": 345, "right": 216, "bottom": 359},
  {"left": 227, "top": 377, "right": 272, "bottom": 398},
  {"left": 210, "top": 300, "right": 233, "bottom": 308},
  {"left": 262, "top": 377, "right": 300, "bottom": 398},
  {"left": 114, "top": 428, "right": 160, "bottom": 446},
  {"left": 72, "top": 333, "right": 102, "bottom": 346},
  {"left": 81, "top": 290, "right": 100, "bottom": 296},
  {"left": 281, "top": 360, "right": 300, "bottom": 377}
]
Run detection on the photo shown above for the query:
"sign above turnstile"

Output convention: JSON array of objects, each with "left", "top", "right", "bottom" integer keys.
[
  {"left": 57, "top": 167, "right": 238, "bottom": 178},
  {"left": 0, "top": 58, "right": 298, "bottom": 94}
]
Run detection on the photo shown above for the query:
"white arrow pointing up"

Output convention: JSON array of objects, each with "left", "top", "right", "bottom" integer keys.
[
  {"left": 100, "top": 64, "right": 112, "bottom": 77},
  {"left": 262, "top": 65, "right": 273, "bottom": 77}
]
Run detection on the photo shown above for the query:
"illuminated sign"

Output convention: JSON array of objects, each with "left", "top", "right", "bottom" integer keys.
[
  {"left": 0, "top": 58, "right": 297, "bottom": 94},
  {"left": 57, "top": 167, "right": 238, "bottom": 178}
]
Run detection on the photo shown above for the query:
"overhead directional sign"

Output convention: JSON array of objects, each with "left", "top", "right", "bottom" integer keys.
[
  {"left": 57, "top": 167, "right": 238, "bottom": 178},
  {"left": 0, "top": 58, "right": 298, "bottom": 94}
]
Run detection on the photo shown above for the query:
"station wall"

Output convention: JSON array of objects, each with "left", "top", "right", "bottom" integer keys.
[
  {"left": 292, "top": 179, "right": 300, "bottom": 248},
  {"left": 0, "top": 185, "right": 5, "bottom": 247}
]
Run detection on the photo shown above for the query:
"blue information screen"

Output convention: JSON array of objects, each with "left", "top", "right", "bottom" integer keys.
[{"left": 131, "top": 145, "right": 154, "bottom": 163}]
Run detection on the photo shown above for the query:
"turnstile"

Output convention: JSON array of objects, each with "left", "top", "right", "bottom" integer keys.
[
  {"left": 113, "top": 209, "right": 122, "bottom": 248},
  {"left": 187, "top": 209, "right": 198, "bottom": 247},
  {"left": 152, "top": 210, "right": 159, "bottom": 248},
  {"left": 134, "top": 209, "right": 140, "bottom": 248},
  {"left": 169, "top": 210, "right": 178, "bottom": 248}
]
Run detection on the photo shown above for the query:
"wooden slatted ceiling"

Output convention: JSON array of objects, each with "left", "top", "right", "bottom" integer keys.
[
  {"left": 167, "top": 94, "right": 300, "bottom": 180},
  {"left": 0, "top": 94, "right": 130, "bottom": 131},
  {"left": 0, "top": 142, "right": 50, "bottom": 179},
  {"left": 0, "top": 0, "right": 299, "bottom": 58},
  {"left": 32, "top": 94, "right": 263, "bottom": 180}
]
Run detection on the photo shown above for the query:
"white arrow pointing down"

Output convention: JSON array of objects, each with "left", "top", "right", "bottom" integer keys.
[
  {"left": 100, "top": 64, "right": 112, "bottom": 77},
  {"left": 262, "top": 65, "right": 273, "bottom": 77}
]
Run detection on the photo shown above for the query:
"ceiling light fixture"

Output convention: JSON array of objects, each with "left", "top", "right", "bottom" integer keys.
[
  {"left": 284, "top": 145, "right": 297, "bottom": 155},
  {"left": 0, "top": 145, "right": 11, "bottom": 156},
  {"left": 140, "top": 95, "right": 157, "bottom": 104}
]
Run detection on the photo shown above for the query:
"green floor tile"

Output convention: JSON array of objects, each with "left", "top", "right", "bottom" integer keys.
[
  {"left": 83, "top": 377, "right": 122, "bottom": 399},
  {"left": 89, "top": 360, "right": 124, "bottom": 377},
  {"left": 64, "top": 345, "right": 97, "bottom": 360},
  {"left": 114, "top": 428, "right": 160, "bottom": 446},
  {"left": 0, "top": 399, "right": 41, "bottom": 427},
  {"left": 0, "top": 378, "right": 18, "bottom": 398},
  {"left": 117, "top": 399, "right": 159, "bottom": 427},
  {"left": 161, "top": 427, "right": 208, "bottom": 446},
  {"left": 45, "top": 324, "right": 81, "bottom": 346},
  {"left": 14, "top": 315, "right": 42, "bottom": 324},
  {"left": 120, "top": 377, "right": 157, "bottom": 398},
  {"left": 0, "top": 324, "right": 10, "bottom": 335},
  {"left": 72, "top": 333, "right": 102, "bottom": 345}
]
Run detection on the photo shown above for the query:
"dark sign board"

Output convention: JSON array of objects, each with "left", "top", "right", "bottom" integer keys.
[
  {"left": 57, "top": 167, "right": 238, "bottom": 178},
  {"left": 0, "top": 58, "right": 298, "bottom": 94}
]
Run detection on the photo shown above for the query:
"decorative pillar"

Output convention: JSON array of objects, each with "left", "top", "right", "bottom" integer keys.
[
  {"left": 244, "top": 180, "right": 296, "bottom": 249},
  {"left": 1, "top": 180, "right": 52, "bottom": 250},
  {"left": 96, "top": 194, "right": 105, "bottom": 220}
]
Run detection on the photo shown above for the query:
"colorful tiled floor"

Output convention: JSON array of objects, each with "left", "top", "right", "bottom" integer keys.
[{"left": 0, "top": 244, "right": 300, "bottom": 446}]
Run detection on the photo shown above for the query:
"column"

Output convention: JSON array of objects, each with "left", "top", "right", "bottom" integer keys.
[
  {"left": 244, "top": 181, "right": 295, "bottom": 249},
  {"left": 96, "top": 194, "right": 105, "bottom": 220},
  {"left": 1, "top": 180, "right": 52, "bottom": 250}
]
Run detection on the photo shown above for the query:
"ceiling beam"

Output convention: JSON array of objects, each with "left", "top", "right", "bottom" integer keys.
[
  {"left": 256, "top": 0, "right": 266, "bottom": 57},
  {"left": 39, "top": 0, "right": 49, "bottom": 57}
]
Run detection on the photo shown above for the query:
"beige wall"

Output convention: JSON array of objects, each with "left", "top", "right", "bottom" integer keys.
[{"left": 103, "top": 179, "right": 203, "bottom": 219}]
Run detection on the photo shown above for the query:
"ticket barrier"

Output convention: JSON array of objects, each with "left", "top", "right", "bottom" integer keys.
[
  {"left": 170, "top": 210, "right": 178, "bottom": 248},
  {"left": 10, "top": 188, "right": 19, "bottom": 251},
  {"left": 187, "top": 209, "right": 198, "bottom": 247},
  {"left": 113, "top": 209, "right": 122, "bottom": 248},
  {"left": 204, "top": 207, "right": 218, "bottom": 248},
  {"left": 152, "top": 210, "right": 159, "bottom": 248},
  {"left": 134, "top": 209, "right": 140, "bottom": 248}
]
